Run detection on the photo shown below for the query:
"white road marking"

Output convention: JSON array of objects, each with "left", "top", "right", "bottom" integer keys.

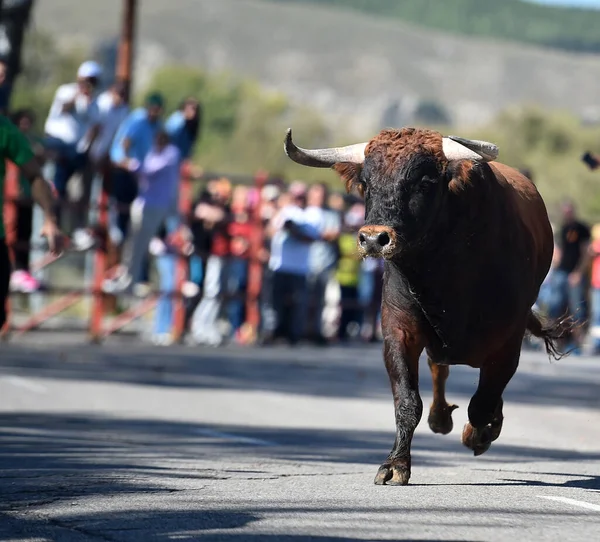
[
  {"left": 193, "top": 428, "right": 277, "bottom": 447},
  {"left": 538, "top": 496, "right": 600, "bottom": 512},
  {"left": 2, "top": 376, "right": 47, "bottom": 394}
]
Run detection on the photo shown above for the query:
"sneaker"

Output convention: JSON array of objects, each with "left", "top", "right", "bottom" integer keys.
[
  {"left": 71, "top": 228, "right": 96, "bottom": 252},
  {"left": 102, "top": 272, "right": 132, "bottom": 294},
  {"left": 133, "top": 282, "right": 152, "bottom": 297},
  {"left": 181, "top": 281, "right": 200, "bottom": 298},
  {"left": 10, "top": 270, "right": 41, "bottom": 293},
  {"left": 151, "top": 333, "right": 173, "bottom": 346}
]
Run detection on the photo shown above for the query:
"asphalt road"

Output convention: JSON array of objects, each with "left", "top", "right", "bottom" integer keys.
[{"left": 1, "top": 335, "right": 599, "bottom": 542}]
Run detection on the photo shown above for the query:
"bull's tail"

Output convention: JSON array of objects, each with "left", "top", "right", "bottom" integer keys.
[{"left": 526, "top": 309, "right": 575, "bottom": 360}]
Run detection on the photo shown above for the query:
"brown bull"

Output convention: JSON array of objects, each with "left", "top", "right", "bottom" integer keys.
[{"left": 284, "top": 127, "right": 568, "bottom": 485}]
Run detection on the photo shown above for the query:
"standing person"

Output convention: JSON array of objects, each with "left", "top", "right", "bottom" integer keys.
[
  {"left": 165, "top": 97, "right": 201, "bottom": 160},
  {"left": 189, "top": 179, "right": 232, "bottom": 346},
  {"left": 0, "top": 115, "right": 64, "bottom": 327},
  {"left": 89, "top": 81, "right": 130, "bottom": 176},
  {"left": 147, "top": 223, "right": 194, "bottom": 346},
  {"left": 102, "top": 130, "right": 181, "bottom": 294},
  {"left": 548, "top": 200, "right": 591, "bottom": 354},
  {"left": 264, "top": 182, "right": 321, "bottom": 345},
  {"left": 305, "top": 183, "right": 340, "bottom": 345},
  {"left": 109, "top": 92, "right": 165, "bottom": 247},
  {"left": 335, "top": 206, "right": 363, "bottom": 342},
  {"left": 226, "top": 185, "right": 253, "bottom": 343},
  {"left": 43, "top": 60, "right": 102, "bottom": 232},
  {"left": 9, "top": 109, "right": 45, "bottom": 293},
  {"left": 587, "top": 224, "right": 600, "bottom": 355}
]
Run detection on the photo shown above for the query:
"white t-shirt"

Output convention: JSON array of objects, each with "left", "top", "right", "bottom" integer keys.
[
  {"left": 268, "top": 205, "right": 322, "bottom": 276},
  {"left": 305, "top": 205, "right": 341, "bottom": 273},
  {"left": 44, "top": 83, "right": 100, "bottom": 148}
]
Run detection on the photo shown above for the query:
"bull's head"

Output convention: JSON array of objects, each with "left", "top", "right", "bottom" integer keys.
[{"left": 284, "top": 127, "right": 498, "bottom": 259}]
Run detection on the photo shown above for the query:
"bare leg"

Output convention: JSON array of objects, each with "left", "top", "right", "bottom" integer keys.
[{"left": 427, "top": 359, "right": 458, "bottom": 435}]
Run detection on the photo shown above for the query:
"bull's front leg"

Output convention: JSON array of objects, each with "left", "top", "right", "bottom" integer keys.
[{"left": 374, "top": 318, "right": 424, "bottom": 486}]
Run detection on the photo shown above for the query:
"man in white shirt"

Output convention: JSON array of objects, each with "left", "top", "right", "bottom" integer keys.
[
  {"left": 305, "top": 183, "right": 341, "bottom": 344},
  {"left": 266, "top": 182, "right": 321, "bottom": 345},
  {"left": 44, "top": 60, "right": 102, "bottom": 228}
]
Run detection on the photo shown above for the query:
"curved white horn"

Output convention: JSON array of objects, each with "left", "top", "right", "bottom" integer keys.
[
  {"left": 284, "top": 128, "right": 367, "bottom": 168},
  {"left": 443, "top": 136, "right": 498, "bottom": 162}
]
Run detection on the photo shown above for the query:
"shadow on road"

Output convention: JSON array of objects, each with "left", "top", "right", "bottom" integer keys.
[
  {"left": 1, "top": 343, "right": 599, "bottom": 410},
  {"left": 1, "top": 412, "right": 599, "bottom": 506}
]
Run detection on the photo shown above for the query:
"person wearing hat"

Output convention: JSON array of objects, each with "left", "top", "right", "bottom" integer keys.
[
  {"left": 109, "top": 91, "right": 166, "bottom": 247},
  {"left": 43, "top": 60, "right": 103, "bottom": 231}
]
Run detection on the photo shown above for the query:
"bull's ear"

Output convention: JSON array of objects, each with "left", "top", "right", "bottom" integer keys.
[
  {"left": 447, "top": 159, "right": 474, "bottom": 193},
  {"left": 333, "top": 162, "right": 364, "bottom": 196}
]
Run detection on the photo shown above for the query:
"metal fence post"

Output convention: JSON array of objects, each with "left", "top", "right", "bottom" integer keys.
[{"left": 88, "top": 172, "right": 109, "bottom": 342}]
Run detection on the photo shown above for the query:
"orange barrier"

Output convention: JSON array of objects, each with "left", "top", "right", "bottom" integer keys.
[{"left": 2, "top": 161, "right": 276, "bottom": 344}]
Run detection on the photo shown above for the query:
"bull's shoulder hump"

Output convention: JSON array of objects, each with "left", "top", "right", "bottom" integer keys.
[{"left": 487, "top": 161, "right": 539, "bottom": 199}]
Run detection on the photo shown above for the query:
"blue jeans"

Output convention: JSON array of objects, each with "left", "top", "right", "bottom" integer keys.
[
  {"left": 226, "top": 258, "right": 248, "bottom": 333},
  {"left": 43, "top": 136, "right": 87, "bottom": 199},
  {"left": 547, "top": 269, "right": 587, "bottom": 325},
  {"left": 590, "top": 288, "right": 600, "bottom": 351},
  {"left": 154, "top": 254, "right": 177, "bottom": 335},
  {"left": 189, "top": 255, "right": 204, "bottom": 286}
]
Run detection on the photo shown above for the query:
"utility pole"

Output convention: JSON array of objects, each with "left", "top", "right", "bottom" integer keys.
[{"left": 116, "top": 0, "right": 137, "bottom": 104}]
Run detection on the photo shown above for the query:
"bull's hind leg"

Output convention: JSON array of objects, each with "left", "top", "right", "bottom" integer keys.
[
  {"left": 427, "top": 359, "right": 458, "bottom": 435},
  {"left": 374, "top": 319, "right": 424, "bottom": 486},
  {"left": 462, "top": 337, "right": 520, "bottom": 456}
]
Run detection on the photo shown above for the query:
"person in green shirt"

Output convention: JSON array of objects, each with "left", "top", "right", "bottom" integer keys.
[
  {"left": 9, "top": 109, "right": 46, "bottom": 292},
  {"left": 0, "top": 114, "right": 63, "bottom": 327}
]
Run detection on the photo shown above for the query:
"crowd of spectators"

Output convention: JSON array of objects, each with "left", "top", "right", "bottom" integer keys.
[{"left": 5, "top": 59, "right": 383, "bottom": 346}]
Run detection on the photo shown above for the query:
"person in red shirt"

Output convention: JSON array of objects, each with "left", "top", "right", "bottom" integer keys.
[
  {"left": 589, "top": 224, "right": 600, "bottom": 354},
  {"left": 225, "top": 185, "right": 254, "bottom": 342}
]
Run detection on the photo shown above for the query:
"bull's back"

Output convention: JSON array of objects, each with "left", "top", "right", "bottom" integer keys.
[{"left": 488, "top": 162, "right": 554, "bottom": 288}]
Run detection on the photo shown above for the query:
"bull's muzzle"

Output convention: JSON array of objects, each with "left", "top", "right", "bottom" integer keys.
[{"left": 357, "top": 225, "right": 397, "bottom": 258}]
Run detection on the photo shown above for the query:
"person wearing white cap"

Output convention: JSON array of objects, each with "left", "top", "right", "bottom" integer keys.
[{"left": 43, "top": 60, "right": 103, "bottom": 237}]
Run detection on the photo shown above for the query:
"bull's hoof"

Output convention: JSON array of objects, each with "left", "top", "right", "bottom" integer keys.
[
  {"left": 490, "top": 417, "right": 503, "bottom": 442},
  {"left": 428, "top": 403, "right": 458, "bottom": 435},
  {"left": 462, "top": 422, "right": 493, "bottom": 456},
  {"left": 374, "top": 463, "right": 410, "bottom": 486}
]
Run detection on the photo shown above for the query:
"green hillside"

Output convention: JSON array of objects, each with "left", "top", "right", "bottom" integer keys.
[{"left": 262, "top": 0, "right": 600, "bottom": 53}]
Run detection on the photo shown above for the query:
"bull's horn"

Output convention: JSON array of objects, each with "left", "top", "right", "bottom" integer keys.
[
  {"left": 284, "top": 128, "right": 367, "bottom": 168},
  {"left": 443, "top": 135, "right": 498, "bottom": 162}
]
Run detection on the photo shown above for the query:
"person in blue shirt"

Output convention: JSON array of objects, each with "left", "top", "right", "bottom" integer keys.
[
  {"left": 109, "top": 92, "right": 165, "bottom": 245},
  {"left": 165, "top": 97, "right": 201, "bottom": 161}
]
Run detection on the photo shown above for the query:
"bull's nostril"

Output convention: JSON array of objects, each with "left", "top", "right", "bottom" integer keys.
[
  {"left": 377, "top": 232, "right": 391, "bottom": 247},
  {"left": 358, "top": 233, "right": 366, "bottom": 245}
]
